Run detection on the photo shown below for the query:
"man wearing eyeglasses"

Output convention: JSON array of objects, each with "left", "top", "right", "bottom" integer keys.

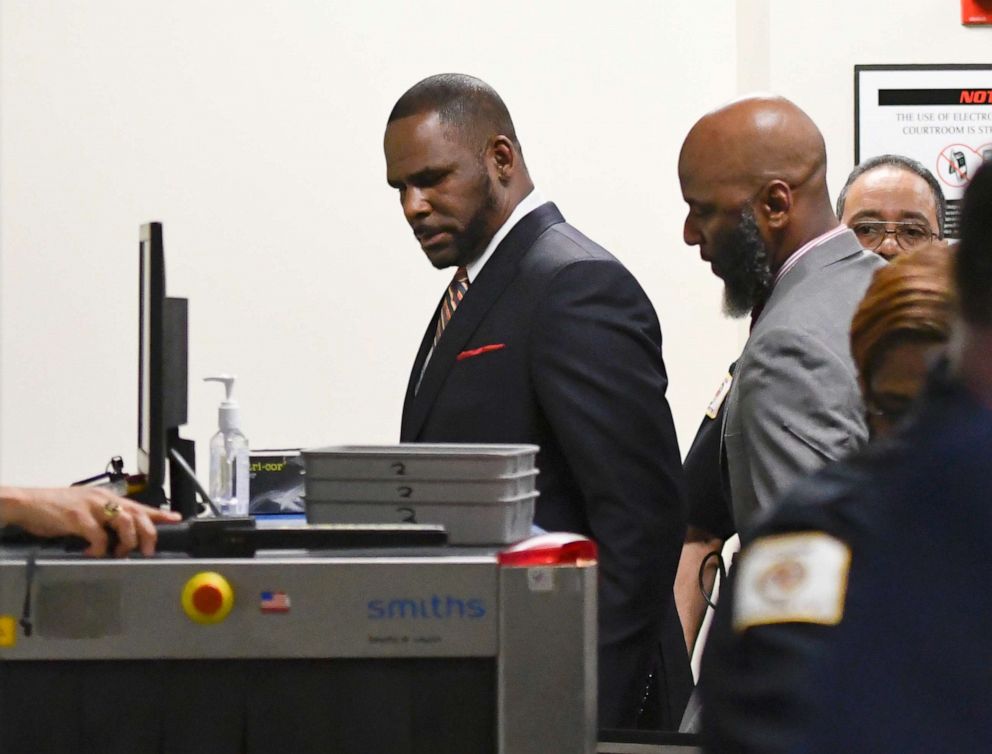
[{"left": 836, "top": 154, "right": 946, "bottom": 261}]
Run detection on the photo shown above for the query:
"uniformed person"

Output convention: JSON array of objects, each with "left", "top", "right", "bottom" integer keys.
[{"left": 675, "top": 363, "right": 737, "bottom": 655}]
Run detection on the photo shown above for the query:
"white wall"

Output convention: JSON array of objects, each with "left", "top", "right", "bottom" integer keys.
[{"left": 0, "top": 2, "right": 741, "bottom": 485}]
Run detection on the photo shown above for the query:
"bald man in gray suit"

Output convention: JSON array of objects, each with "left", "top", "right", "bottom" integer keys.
[{"left": 678, "top": 96, "right": 885, "bottom": 532}]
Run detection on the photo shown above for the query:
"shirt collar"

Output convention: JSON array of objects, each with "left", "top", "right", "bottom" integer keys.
[
  {"left": 465, "top": 189, "right": 546, "bottom": 283},
  {"left": 772, "top": 224, "right": 848, "bottom": 287}
]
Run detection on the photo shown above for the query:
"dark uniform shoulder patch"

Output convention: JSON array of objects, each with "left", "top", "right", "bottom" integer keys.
[{"left": 733, "top": 532, "right": 851, "bottom": 632}]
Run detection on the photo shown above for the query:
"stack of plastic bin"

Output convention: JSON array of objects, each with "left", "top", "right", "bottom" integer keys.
[{"left": 302, "top": 444, "right": 539, "bottom": 545}]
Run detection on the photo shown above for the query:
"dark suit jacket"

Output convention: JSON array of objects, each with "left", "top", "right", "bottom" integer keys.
[{"left": 401, "top": 202, "right": 690, "bottom": 728}]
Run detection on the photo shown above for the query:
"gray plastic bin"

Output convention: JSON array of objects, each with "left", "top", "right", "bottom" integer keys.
[
  {"left": 305, "top": 470, "right": 537, "bottom": 503},
  {"left": 302, "top": 444, "right": 539, "bottom": 480},
  {"left": 305, "top": 492, "right": 537, "bottom": 545}
]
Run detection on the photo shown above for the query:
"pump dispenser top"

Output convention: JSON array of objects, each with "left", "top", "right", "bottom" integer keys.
[{"left": 204, "top": 375, "right": 241, "bottom": 431}]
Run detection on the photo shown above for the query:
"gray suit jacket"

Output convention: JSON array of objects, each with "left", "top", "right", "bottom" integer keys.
[{"left": 723, "top": 228, "right": 885, "bottom": 531}]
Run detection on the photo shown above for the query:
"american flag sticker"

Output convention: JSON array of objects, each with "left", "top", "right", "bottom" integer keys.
[{"left": 260, "top": 591, "right": 291, "bottom": 614}]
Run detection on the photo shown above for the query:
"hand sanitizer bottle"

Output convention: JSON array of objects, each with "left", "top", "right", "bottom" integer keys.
[{"left": 204, "top": 375, "right": 250, "bottom": 516}]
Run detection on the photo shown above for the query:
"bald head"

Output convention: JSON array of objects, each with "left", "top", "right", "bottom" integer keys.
[
  {"left": 680, "top": 96, "right": 829, "bottom": 202},
  {"left": 679, "top": 96, "right": 839, "bottom": 283}
]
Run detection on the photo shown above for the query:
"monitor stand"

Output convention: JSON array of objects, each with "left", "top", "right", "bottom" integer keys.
[
  {"left": 129, "top": 432, "right": 197, "bottom": 519},
  {"left": 167, "top": 431, "right": 198, "bottom": 519}
]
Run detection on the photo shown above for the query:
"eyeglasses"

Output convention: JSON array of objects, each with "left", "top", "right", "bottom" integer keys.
[{"left": 850, "top": 221, "right": 936, "bottom": 252}]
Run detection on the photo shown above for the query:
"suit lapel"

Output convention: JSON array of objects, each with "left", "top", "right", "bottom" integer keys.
[{"left": 400, "top": 202, "right": 565, "bottom": 440}]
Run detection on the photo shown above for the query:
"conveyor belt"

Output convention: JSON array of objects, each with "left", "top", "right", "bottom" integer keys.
[
  {"left": 598, "top": 744, "right": 702, "bottom": 754},
  {"left": 598, "top": 730, "right": 703, "bottom": 753}
]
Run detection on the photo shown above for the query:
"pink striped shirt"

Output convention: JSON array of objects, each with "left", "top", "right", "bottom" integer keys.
[{"left": 773, "top": 224, "right": 848, "bottom": 287}]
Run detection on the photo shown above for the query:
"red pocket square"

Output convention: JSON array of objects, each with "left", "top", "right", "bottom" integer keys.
[{"left": 457, "top": 343, "right": 506, "bottom": 361}]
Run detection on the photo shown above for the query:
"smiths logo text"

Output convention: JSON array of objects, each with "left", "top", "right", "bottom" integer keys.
[{"left": 368, "top": 595, "right": 486, "bottom": 620}]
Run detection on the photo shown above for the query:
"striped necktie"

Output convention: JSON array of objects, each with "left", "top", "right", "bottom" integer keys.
[{"left": 433, "top": 266, "right": 469, "bottom": 348}]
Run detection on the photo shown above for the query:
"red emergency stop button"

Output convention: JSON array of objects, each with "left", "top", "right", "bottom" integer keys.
[
  {"left": 182, "top": 571, "right": 234, "bottom": 624},
  {"left": 192, "top": 584, "right": 224, "bottom": 614}
]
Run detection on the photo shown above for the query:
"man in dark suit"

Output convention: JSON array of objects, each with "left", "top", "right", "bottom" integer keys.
[{"left": 383, "top": 74, "right": 690, "bottom": 729}]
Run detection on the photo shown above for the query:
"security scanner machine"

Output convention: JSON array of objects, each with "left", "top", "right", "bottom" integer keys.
[{"left": 0, "top": 529, "right": 597, "bottom": 754}]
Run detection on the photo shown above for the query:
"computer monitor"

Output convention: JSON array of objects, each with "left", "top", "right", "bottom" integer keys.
[
  {"left": 137, "top": 222, "right": 164, "bottom": 487},
  {"left": 136, "top": 222, "right": 196, "bottom": 517}
]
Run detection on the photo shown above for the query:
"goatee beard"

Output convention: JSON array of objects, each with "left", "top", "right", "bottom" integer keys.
[{"left": 721, "top": 206, "right": 773, "bottom": 319}]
